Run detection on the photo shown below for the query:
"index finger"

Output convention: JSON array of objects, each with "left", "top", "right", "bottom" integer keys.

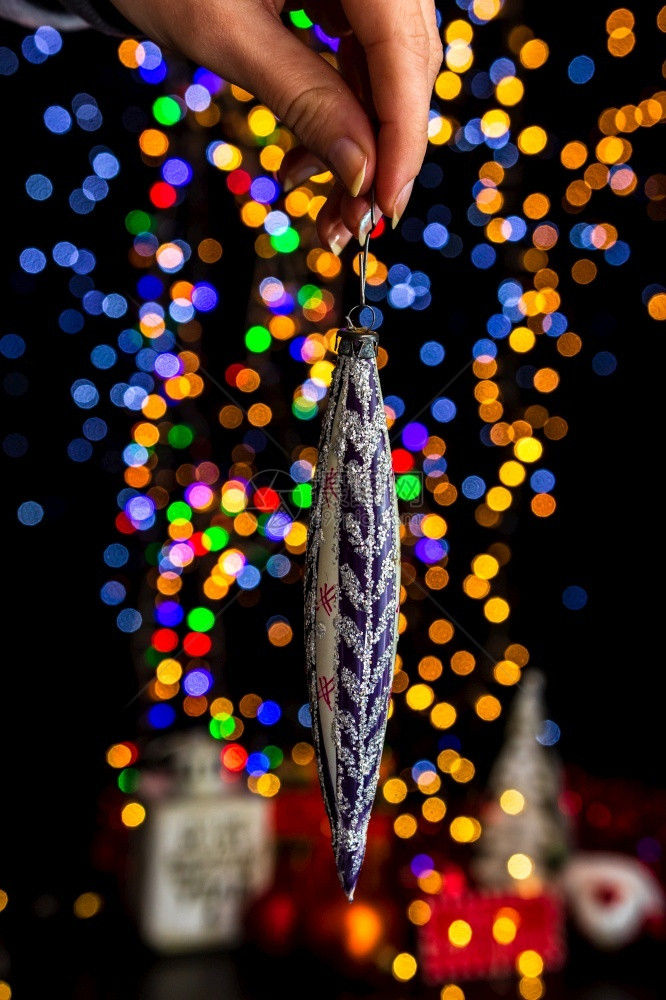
[{"left": 342, "top": 0, "right": 437, "bottom": 222}]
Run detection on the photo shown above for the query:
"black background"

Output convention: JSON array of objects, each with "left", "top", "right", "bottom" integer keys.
[{"left": 1, "top": 1, "right": 664, "bottom": 995}]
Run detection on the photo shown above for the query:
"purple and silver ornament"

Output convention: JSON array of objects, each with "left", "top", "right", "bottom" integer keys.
[{"left": 304, "top": 228, "right": 401, "bottom": 899}]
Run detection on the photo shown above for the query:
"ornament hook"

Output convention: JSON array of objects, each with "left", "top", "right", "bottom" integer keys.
[
  {"left": 345, "top": 188, "right": 376, "bottom": 332},
  {"left": 359, "top": 186, "right": 374, "bottom": 308}
]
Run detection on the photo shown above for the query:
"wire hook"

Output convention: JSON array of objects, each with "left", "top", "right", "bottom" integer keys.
[{"left": 358, "top": 186, "right": 375, "bottom": 310}]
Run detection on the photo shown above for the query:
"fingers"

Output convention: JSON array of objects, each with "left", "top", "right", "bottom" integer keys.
[
  {"left": 279, "top": 146, "right": 328, "bottom": 193},
  {"left": 227, "top": 4, "right": 377, "bottom": 198},
  {"left": 342, "top": 0, "right": 442, "bottom": 223},
  {"left": 284, "top": 0, "right": 352, "bottom": 39},
  {"left": 111, "top": 0, "right": 440, "bottom": 248},
  {"left": 314, "top": 181, "right": 354, "bottom": 255},
  {"left": 338, "top": 190, "right": 381, "bottom": 246},
  {"left": 420, "top": 0, "right": 443, "bottom": 90},
  {"left": 119, "top": 0, "right": 378, "bottom": 199},
  {"left": 279, "top": 148, "right": 379, "bottom": 249}
]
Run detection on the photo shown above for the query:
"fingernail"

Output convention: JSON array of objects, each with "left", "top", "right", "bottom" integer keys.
[
  {"left": 328, "top": 228, "right": 352, "bottom": 257},
  {"left": 327, "top": 137, "right": 367, "bottom": 197},
  {"left": 282, "top": 160, "right": 325, "bottom": 194},
  {"left": 358, "top": 205, "right": 382, "bottom": 247},
  {"left": 392, "top": 179, "right": 415, "bottom": 229}
]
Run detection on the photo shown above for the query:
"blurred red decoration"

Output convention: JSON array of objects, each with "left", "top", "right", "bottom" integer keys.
[
  {"left": 245, "top": 783, "right": 402, "bottom": 976},
  {"left": 246, "top": 888, "right": 298, "bottom": 953},
  {"left": 419, "top": 889, "right": 565, "bottom": 983},
  {"left": 274, "top": 786, "right": 392, "bottom": 843}
]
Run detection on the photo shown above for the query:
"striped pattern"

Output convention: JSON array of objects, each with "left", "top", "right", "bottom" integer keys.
[{"left": 305, "top": 338, "right": 400, "bottom": 899}]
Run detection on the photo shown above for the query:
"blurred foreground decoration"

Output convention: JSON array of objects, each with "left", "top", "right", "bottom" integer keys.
[
  {"left": 415, "top": 673, "right": 665, "bottom": 985},
  {"left": 101, "top": 672, "right": 666, "bottom": 981},
  {"left": 419, "top": 886, "right": 564, "bottom": 983},
  {"left": 561, "top": 853, "right": 664, "bottom": 951},
  {"left": 133, "top": 734, "right": 274, "bottom": 952},
  {"left": 245, "top": 754, "right": 402, "bottom": 967},
  {"left": 474, "top": 671, "right": 569, "bottom": 890},
  {"left": 418, "top": 672, "right": 567, "bottom": 984}
]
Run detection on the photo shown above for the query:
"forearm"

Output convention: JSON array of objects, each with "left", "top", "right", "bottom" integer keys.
[
  {"left": 0, "top": 0, "right": 86, "bottom": 30},
  {"left": 0, "top": 0, "right": 134, "bottom": 34}
]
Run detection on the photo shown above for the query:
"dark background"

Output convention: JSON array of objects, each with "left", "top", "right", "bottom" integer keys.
[{"left": 1, "top": 1, "right": 664, "bottom": 996}]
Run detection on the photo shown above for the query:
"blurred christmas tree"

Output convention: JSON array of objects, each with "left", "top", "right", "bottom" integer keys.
[{"left": 473, "top": 671, "right": 569, "bottom": 890}]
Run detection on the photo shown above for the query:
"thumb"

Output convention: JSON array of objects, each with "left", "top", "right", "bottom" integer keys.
[{"left": 226, "top": 6, "right": 376, "bottom": 197}]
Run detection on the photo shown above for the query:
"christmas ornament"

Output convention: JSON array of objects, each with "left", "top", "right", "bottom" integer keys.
[{"left": 304, "top": 213, "right": 401, "bottom": 900}]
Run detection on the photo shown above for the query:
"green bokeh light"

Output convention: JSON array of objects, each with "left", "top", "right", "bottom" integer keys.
[
  {"left": 167, "top": 501, "right": 192, "bottom": 522},
  {"left": 168, "top": 424, "right": 194, "bottom": 448},
  {"left": 297, "top": 283, "right": 320, "bottom": 307},
  {"left": 118, "top": 767, "right": 140, "bottom": 793},
  {"left": 125, "top": 209, "right": 153, "bottom": 234},
  {"left": 292, "top": 483, "right": 312, "bottom": 508},
  {"left": 144, "top": 647, "right": 162, "bottom": 668},
  {"left": 209, "top": 717, "right": 223, "bottom": 739},
  {"left": 292, "top": 397, "right": 318, "bottom": 420},
  {"left": 203, "top": 526, "right": 229, "bottom": 551},
  {"left": 145, "top": 541, "right": 162, "bottom": 565},
  {"left": 152, "top": 95, "right": 183, "bottom": 126},
  {"left": 396, "top": 473, "right": 422, "bottom": 501},
  {"left": 187, "top": 606, "right": 216, "bottom": 632},
  {"left": 263, "top": 745, "right": 284, "bottom": 768},
  {"left": 271, "top": 228, "right": 300, "bottom": 254},
  {"left": 289, "top": 9, "right": 313, "bottom": 28},
  {"left": 245, "top": 325, "right": 271, "bottom": 352},
  {"left": 209, "top": 714, "right": 236, "bottom": 739}
]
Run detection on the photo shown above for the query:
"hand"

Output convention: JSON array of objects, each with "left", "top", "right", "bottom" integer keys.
[{"left": 111, "top": 0, "right": 442, "bottom": 253}]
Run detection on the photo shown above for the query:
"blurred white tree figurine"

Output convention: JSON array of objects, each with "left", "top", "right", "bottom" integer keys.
[{"left": 474, "top": 670, "right": 569, "bottom": 890}]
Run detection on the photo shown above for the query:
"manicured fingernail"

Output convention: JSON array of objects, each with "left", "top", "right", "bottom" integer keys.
[
  {"left": 358, "top": 205, "right": 382, "bottom": 247},
  {"left": 282, "top": 160, "right": 326, "bottom": 193},
  {"left": 328, "top": 228, "right": 352, "bottom": 256},
  {"left": 392, "top": 179, "right": 415, "bottom": 229},
  {"left": 327, "top": 137, "right": 367, "bottom": 197}
]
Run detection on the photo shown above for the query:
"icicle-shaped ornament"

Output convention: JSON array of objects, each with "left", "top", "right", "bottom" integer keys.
[{"left": 304, "top": 237, "right": 401, "bottom": 899}]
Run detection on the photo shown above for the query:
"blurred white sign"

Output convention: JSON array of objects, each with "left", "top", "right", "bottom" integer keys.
[{"left": 137, "top": 736, "right": 274, "bottom": 952}]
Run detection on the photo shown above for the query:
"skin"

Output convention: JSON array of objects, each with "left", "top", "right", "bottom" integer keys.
[{"left": 111, "top": 0, "right": 443, "bottom": 253}]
